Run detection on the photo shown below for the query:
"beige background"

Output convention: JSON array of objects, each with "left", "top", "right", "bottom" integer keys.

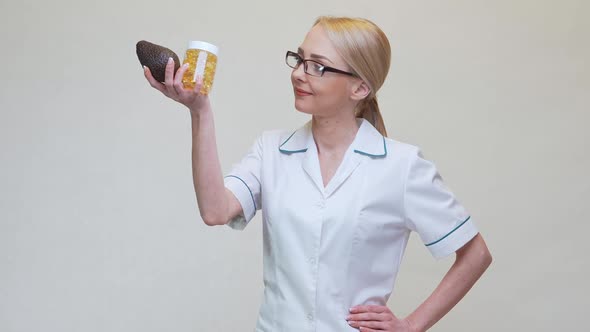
[{"left": 1, "top": 0, "right": 588, "bottom": 331}]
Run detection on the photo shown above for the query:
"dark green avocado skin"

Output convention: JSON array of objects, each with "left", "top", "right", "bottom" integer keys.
[{"left": 136, "top": 40, "right": 180, "bottom": 82}]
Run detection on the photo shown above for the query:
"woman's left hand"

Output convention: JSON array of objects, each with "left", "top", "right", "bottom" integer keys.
[{"left": 347, "top": 305, "right": 415, "bottom": 332}]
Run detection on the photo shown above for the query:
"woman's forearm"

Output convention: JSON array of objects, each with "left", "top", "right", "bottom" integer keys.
[
  {"left": 405, "top": 234, "right": 492, "bottom": 332},
  {"left": 189, "top": 104, "right": 229, "bottom": 225}
]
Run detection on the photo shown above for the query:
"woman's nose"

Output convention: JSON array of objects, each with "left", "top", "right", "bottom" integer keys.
[{"left": 291, "top": 64, "right": 306, "bottom": 81}]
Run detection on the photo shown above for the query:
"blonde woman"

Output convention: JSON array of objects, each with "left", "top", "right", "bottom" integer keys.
[{"left": 143, "top": 16, "right": 492, "bottom": 332}]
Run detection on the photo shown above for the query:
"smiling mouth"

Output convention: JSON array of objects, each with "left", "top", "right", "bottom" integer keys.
[{"left": 295, "top": 88, "right": 312, "bottom": 96}]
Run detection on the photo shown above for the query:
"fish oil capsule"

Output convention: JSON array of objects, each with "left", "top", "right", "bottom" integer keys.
[{"left": 181, "top": 41, "right": 219, "bottom": 95}]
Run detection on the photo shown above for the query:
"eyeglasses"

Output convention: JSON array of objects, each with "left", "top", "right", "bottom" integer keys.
[{"left": 285, "top": 51, "right": 356, "bottom": 77}]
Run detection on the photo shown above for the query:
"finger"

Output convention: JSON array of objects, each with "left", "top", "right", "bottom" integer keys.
[
  {"left": 350, "top": 306, "right": 366, "bottom": 313},
  {"left": 173, "top": 63, "right": 190, "bottom": 95},
  {"left": 367, "top": 305, "right": 389, "bottom": 313},
  {"left": 143, "top": 66, "right": 166, "bottom": 93},
  {"left": 348, "top": 320, "right": 387, "bottom": 331},
  {"left": 348, "top": 312, "right": 386, "bottom": 322},
  {"left": 193, "top": 75, "right": 204, "bottom": 94},
  {"left": 164, "top": 57, "right": 176, "bottom": 96},
  {"left": 351, "top": 305, "right": 388, "bottom": 314}
]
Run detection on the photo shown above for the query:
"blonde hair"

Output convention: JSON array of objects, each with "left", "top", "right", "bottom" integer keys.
[{"left": 313, "top": 16, "right": 391, "bottom": 136}]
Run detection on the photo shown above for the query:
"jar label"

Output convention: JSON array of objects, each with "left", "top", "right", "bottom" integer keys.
[{"left": 193, "top": 51, "right": 209, "bottom": 82}]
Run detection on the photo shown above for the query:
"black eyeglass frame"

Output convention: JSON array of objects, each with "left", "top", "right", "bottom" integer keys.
[{"left": 285, "top": 51, "right": 356, "bottom": 77}]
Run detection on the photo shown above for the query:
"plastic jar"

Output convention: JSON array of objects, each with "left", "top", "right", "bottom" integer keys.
[{"left": 181, "top": 41, "right": 219, "bottom": 95}]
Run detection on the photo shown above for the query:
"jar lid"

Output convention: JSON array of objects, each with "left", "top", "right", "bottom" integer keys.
[{"left": 187, "top": 41, "right": 219, "bottom": 55}]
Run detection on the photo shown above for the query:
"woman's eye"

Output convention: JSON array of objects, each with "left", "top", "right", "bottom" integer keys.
[{"left": 311, "top": 63, "right": 324, "bottom": 72}]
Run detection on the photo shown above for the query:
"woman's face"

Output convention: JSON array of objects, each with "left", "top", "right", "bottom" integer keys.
[{"left": 291, "top": 25, "right": 360, "bottom": 116}]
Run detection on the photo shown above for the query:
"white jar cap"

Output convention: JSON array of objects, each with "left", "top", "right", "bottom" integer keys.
[{"left": 187, "top": 41, "right": 219, "bottom": 55}]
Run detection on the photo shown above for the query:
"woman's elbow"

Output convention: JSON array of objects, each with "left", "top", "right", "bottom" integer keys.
[
  {"left": 457, "top": 233, "right": 493, "bottom": 269},
  {"left": 481, "top": 246, "right": 493, "bottom": 269},
  {"left": 473, "top": 235, "right": 493, "bottom": 270},
  {"left": 200, "top": 213, "right": 227, "bottom": 226}
]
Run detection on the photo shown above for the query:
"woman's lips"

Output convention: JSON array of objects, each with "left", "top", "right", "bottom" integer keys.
[{"left": 295, "top": 88, "right": 312, "bottom": 96}]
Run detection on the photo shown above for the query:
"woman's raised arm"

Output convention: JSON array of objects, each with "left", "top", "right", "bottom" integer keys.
[{"left": 143, "top": 58, "right": 242, "bottom": 226}]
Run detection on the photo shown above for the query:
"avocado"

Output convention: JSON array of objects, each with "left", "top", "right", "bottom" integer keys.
[{"left": 136, "top": 40, "right": 180, "bottom": 82}]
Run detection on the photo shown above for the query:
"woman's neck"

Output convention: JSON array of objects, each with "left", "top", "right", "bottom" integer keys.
[{"left": 311, "top": 113, "right": 360, "bottom": 155}]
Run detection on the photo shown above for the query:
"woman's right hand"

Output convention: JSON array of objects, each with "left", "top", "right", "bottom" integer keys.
[{"left": 143, "top": 57, "right": 209, "bottom": 112}]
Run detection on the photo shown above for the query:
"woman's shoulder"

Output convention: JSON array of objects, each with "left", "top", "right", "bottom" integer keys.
[
  {"left": 258, "top": 128, "right": 296, "bottom": 144},
  {"left": 383, "top": 135, "right": 422, "bottom": 160},
  {"left": 250, "top": 127, "right": 301, "bottom": 155},
  {"left": 256, "top": 121, "right": 312, "bottom": 151}
]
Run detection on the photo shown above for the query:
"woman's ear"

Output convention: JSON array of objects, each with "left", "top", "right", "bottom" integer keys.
[{"left": 350, "top": 80, "right": 371, "bottom": 101}]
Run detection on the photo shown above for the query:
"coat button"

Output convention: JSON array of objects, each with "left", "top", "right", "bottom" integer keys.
[{"left": 307, "top": 313, "right": 314, "bottom": 320}]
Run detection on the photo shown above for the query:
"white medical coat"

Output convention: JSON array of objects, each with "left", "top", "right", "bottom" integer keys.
[{"left": 223, "top": 118, "right": 478, "bottom": 331}]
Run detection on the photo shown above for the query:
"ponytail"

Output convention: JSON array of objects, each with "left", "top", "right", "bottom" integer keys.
[{"left": 355, "top": 96, "right": 388, "bottom": 137}]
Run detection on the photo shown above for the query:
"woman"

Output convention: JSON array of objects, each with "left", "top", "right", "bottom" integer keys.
[{"left": 143, "top": 16, "right": 492, "bottom": 332}]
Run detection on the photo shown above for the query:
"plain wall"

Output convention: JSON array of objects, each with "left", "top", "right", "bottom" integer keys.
[{"left": 1, "top": 0, "right": 588, "bottom": 331}]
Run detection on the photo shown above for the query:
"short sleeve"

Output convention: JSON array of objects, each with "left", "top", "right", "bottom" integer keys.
[
  {"left": 223, "top": 135, "right": 263, "bottom": 230},
  {"left": 403, "top": 148, "right": 478, "bottom": 259}
]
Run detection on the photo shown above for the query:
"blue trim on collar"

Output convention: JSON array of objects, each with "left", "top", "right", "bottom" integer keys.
[
  {"left": 279, "top": 130, "right": 308, "bottom": 154},
  {"left": 353, "top": 136, "right": 387, "bottom": 158},
  {"left": 278, "top": 120, "right": 387, "bottom": 157}
]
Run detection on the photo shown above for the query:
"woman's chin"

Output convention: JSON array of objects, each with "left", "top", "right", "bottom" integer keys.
[{"left": 294, "top": 101, "right": 314, "bottom": 115}]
